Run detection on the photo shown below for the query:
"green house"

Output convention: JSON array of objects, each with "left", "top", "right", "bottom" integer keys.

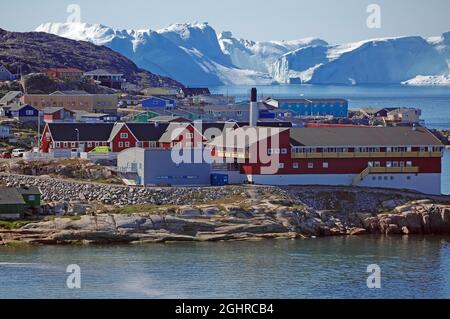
[
  {"left": 0, "top": 187, "right": 26, "bottom": 220},
  {"left": 18, "top": 186, "right": 41, "bottom": 208}
]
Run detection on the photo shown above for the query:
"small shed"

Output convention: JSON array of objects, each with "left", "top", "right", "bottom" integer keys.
[{"left": 0, "top": 187, "right": 26, "bottom": 220}]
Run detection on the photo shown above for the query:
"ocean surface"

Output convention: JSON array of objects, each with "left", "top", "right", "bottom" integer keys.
[
  {"left": 1, "top": 85, "right": 450, "bottom": 299},
  {"left": 210, "top": 84, "right": 450, "bottom": 130},
  {"left": 1, "top": 236, "right": 450, "bottom": 299}
]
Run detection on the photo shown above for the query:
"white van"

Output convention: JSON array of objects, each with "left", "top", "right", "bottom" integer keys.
[{"left": 11, "top": 148, "right": 27, "bottom": 158}]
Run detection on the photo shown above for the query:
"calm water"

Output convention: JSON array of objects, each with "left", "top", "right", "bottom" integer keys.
[
  {"left": 1, "top": 236, "right": 450, "bottom": 299},
  {"left": 211, "top": 84, "right": 450, "bottom": 130},
  {"left": 1, "top": 85, "right": 450, "bottom": 299}
]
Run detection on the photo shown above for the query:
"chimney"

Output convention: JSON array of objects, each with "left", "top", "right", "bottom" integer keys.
[{"left": 249, "top": 87, "right": 259, "bottom": 127}]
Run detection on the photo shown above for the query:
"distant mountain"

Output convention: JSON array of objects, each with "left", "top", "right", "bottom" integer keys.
[
  {"left": 273, "top": 36, "right": 449, "bottom": 85},
  {"left": 36, "top": 22, "right": 450, "bottom": 86},
  {"left": 0, "top": 28, "right": 182, "bottom": 88},
  {"left": 219, "top": 31, "right": 328, "bottom": 75},
  {"left": 36, "top": 22, "right": 274, "bottom": 86}
]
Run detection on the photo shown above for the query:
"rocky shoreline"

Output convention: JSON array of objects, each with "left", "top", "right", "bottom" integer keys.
[{"left": 1, "top": 173, "right": 450, "bottom": 245}]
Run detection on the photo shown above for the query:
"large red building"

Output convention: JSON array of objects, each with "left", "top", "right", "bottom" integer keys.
[
  {"left": 209, "top": 126, "right": 445, "bottom": 195},
  {"left": 40, "top": 122, "right": 206, "bottom": 154}
]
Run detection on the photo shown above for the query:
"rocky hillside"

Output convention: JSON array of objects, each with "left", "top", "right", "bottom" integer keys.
[{"left": 0, "top": 28, "right": 182, "bottom": 88}]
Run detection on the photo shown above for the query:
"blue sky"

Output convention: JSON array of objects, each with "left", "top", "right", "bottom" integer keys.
[{"left": 2, "top": 0, "right": 450, "bottom": 43}]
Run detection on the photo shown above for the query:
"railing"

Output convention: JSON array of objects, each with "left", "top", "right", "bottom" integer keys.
[{"left": 292, "top": 151, "right": 442, "bottom": 159}]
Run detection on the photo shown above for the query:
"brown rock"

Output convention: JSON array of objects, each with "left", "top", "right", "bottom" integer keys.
[
  {"left": 349, "top": 228, "right": 367, "bottom": 236},
  {"left": 404, "top": 211, "right": 423, "bottom": 234},
  {"left": 386, "top": 224, "right": 402, "bottom": 235}
]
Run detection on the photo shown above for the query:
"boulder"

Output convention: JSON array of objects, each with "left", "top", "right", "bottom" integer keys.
[
  {"left": 386, "top": 224, "right": 402, "bottom": 235},
  {"left": 403, "top": 211, "right": 423, "bottom": 234}
]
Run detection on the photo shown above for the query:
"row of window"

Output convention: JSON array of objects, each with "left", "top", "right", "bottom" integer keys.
[
  {"left": 371, "top": 175, "right": 413, "bottom": 181},
  {"left": 277, "top": 162, "right": 329, "bottom": 169},
  {"left": 268, "top": 148, "right": 288, "bottom": 155},
  {"left": 292, "top": 146, "right": 444, "bottom": 153},
  {"left": 368, "top": 161, "right": 413, "bottom": 168}
]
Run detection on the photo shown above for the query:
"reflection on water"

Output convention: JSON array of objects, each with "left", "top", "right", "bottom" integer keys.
[{"left": 1, "top": 236, "right": 450, "bottom": 299}]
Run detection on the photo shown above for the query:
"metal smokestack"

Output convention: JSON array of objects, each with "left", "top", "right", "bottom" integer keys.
[{"left": 249, "top": 88, "right": 259, "bottom": 127}]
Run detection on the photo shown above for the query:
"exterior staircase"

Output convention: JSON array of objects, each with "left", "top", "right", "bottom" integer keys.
[{"left": 352, "top": 167, "right": 371, "bottom": 186}]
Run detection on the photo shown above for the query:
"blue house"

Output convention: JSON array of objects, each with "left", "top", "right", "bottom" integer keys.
[
  {"left": 142, "top": 96, "right": 176, "bottom": 108},
  {"left": 265, "top": 98, "right": 348, "bottom": 118},
  {"left": 9, "top": 104, "right": 40, "bottom": 123}
]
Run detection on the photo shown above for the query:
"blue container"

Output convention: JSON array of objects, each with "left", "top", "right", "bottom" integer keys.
[{"left": 211, "top": 174, "right": 229, "bottom": 186}]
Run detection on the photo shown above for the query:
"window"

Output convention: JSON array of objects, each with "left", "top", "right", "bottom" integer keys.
[
  {"left": 118, "top": 142, "right": 124, "bottom": 147},
  {"left": 323, "top": 162, "right": 329, "bottom": 169},
  {"left": 55, "top": 142, "right": 60, "bottom": 148},
  {"left": 368, "top": 161, "right": 374, "bottom": 167},
  {"left": 124, "top": 142, "right": 130, "bottom": 147},
  {"left": 386, "top": 161, "right": 392, "bottom": 168},
  {"left": 63, "top": 142, "right": 68, "bottom": 148},
  {"left": 87, "top": 142, "right": 92, "bottom": 147},
  {"left": 374, "top": 162, "right": 381, "bottom": 167},
  {"left": 186, "top": 133, "right": 194, "bottom": 139},
  {"left": 26, "top": 110, "right": 35, "bottom": 116},
  {"left": 281, "top": 148, "right": 288, "bottom": 155},
  {"left": 95, "top": 142, "right": 100, "bottom": 147},
  {"left": 28, "top": 195, "right": 35, "bottom": 201},
  {"left": 120, "top": 133, "right": 128, "bottom": 139},
  {"left": 406, "top": 161, "right": 413, "bottom": 167},
  {"left": 149, "top": 141, "right": 157, "bottom": 148},
  {"left": 71, "top": 142, "right": 76, "bottom": 148},
  {"left": 393, "top": 161, "right": 399, "bottom": 168},
  {"left": 308, "top": 163, "right": 314, "bottom": 169},
  {"left": 293, "top": 163, "right": 299, "bottom": 169},
  {"left": 278, "top": 163, "right": 284, "bottom": 169}
]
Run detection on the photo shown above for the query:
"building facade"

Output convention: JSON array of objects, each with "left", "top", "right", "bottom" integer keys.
[
  {"left": 209, "top": 126, "right": 444, "bottom": 195},
  {"left": 84, "top": 69, "right": 124, "bottom": 89},
  {"left": 44, "top": 68, "right": 84, "bottom": 82},
  {"left": 265, "top": 98, "right": 348, "bottom": 118},
  {"left": 22, "top": 91, "right": 118, "bottom": 114},
  {"left": 117, "top": 148, "right": 212, "bottom": 186}
]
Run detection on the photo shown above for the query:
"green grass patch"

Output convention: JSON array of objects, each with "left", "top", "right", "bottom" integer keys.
[{"left": 0, "top": 220, "right": 33, "bottom": 230}]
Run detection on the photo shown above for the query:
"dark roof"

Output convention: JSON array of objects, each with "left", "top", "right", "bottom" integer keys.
[
  {"left": 126, "top": 123, "right": 170, "bottom": 141},
  {"left": 48, "top": 123, "right": 115, "bottom": 141},
  {"left": 181, "top": 87, "right": 211, "bottom": 96},
  {"left": 0, "top": 187, "right": 26, "bottom": 205},
  {"left": 192, "top": 122, "right": 237, "bottom": 134},
  {"left": 9, "top": 104, "right": 36, "bottom": 112},
  {"left": 289, "top": 127, "right": 444, "bottom": 147},
  {"left": 43, "top": 107, "right": 75, "bottom": 114},
  {"left": 18, "top": 186, "right": 41, "bottom": 195}
]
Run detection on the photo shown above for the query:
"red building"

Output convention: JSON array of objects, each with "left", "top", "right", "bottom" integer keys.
[
  {"left": 44, "top": 68, "right": 84, "bottom": 82},
  {"left": 40, "top": 122, "right": 206, "bottom": 154},
  {"left": 43, "top": 107, "right": 75, "bottom": 122},
  {"left": 209, "top": 126, "right": 445, "bottom": 195}
]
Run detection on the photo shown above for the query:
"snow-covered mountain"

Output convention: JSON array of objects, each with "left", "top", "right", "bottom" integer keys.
[
  {"left": 218, "top": 31, "right": 327, "bottom": 74},
  {"left": 273, "top": 36, "right": 449, "bottom": 85},
  {"left": 36, "top": 22, "right": 450, "bottom": 86},
  {"left": 36, "top": 22, "right": 274, "bottom": 86}
]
